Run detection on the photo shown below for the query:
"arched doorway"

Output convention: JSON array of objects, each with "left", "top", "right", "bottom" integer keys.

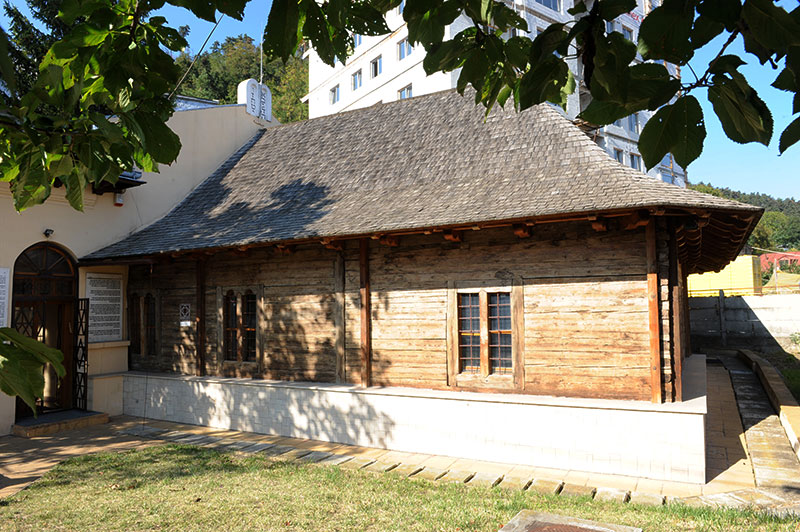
[{"left": 11, "top": 242, "right": 82, "bottom": 419}]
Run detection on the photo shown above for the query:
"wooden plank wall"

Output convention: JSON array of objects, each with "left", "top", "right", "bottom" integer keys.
[
  {"left": 346, "top": 222, "right": 654, "bottom": 401},
  {"left": 127, "top": 220, "right": 684, "bottom": 402}
]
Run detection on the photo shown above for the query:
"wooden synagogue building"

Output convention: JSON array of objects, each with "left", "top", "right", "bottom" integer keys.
[{"left": 84, "top": 90, "right": 761, "bottom": 484}]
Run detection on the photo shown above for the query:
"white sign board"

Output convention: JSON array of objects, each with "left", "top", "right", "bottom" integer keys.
[
  {"left": 237, "top": 78, "right": 272, "bottom": 122},
  {"left": 86, "top": 273, "right": 123, "bottom": 343},
  {"left": 0, "top": 267, "right": 9, "bottom": 328}
]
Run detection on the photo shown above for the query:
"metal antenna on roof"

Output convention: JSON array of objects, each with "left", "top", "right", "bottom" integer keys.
[{"left": 260, "top": 4, "right": 267, "bottom": 84}]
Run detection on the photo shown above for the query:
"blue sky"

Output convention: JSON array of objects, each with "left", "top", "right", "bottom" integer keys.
[{"left": 2, "top": 1, "right": 798, "bottom": 199}]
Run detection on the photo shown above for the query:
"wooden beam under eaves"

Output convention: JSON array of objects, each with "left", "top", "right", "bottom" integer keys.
[
  {"left": 443, "top": 230, "right": 463, "bottom": 242},
  {"left": 513, "top": 224, "right": 532, "bottom": 238}
]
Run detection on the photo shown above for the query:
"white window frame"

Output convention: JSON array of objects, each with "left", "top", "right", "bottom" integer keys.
[
  {"left": 370, "top": 56, "right": 382, "bottom": 78},
  {"left": 329, "top": 85, "right": 340, "bottom": 104},
  {"left": 630, "top": 153, "right": 642, "bottom": 171},
  {"left": 398, "top": 38, "right": 412, "bottom": 60},
  {"left": 352, "top": 70, "right": 362, "bottom": 91},
  {"left": 398, "top": 84, "right": 413, "bottom": 100}
]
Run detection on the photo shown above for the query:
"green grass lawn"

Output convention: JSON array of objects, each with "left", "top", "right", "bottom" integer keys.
[{"left": 0, "top": 445, "right": 795, "bottom": 532}]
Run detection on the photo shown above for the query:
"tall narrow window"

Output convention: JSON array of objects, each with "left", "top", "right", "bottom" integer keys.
[
  {"left": 129, "top": 294, "right": 141, "bottom": 354},
  {"left": 606, "top": 20, "right": 615, "bottom": 34},
  {"left": 243, "top": 292, "right": 257, "bottom": 362},
  {"left": 144, "top": 294, "right": 156, "bottom": 356},
  {"left": 398, "top": 38, "right": 412, "bottom": 60},
  {"left": 614, "top": 149, "right": 624, "bottom": 163},
  {"left": 488, "top": 293, "right": 512, "bottom": 374},
  {"left": 457, "top": 293, "right": 480, "bottom": 373},
  {"left": 353, "top": 33, "right": 362, "bottom": 47},
  {"left": 223, "top": 292, "right": 238, "bottom": 361},
  {"left": 352, "top": 69, "right": 362, "bottom": 91},
  {"left": 329, "top": 85, "right": 340, "bottom": 104},
  {"left": 630, "top": 153, "right": 642, "bottom": 171},
  {"left": 628, "top": 112, "right": 639, "bottom": 133},
  {"left": 370, "top": 56, "right": 382, "bottom": 78}
]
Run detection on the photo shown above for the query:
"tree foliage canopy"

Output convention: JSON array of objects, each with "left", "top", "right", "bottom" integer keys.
[
  {"left": 0, "top": 0, "right": 799, "bottom": 213},
  {"left": 691, "top": 181, "right": 800, "bottom": 251},
  {"left": 174, "top": 34, "right": 308, "bottom": 123}
]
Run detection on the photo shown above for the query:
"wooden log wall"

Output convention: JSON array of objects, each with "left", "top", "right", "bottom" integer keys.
[
  {"left": 344, "top": 222, "right": 657, "bottom": 401},
  {"left": 127, "top": 218, "right": 688, "bottom": 402}
]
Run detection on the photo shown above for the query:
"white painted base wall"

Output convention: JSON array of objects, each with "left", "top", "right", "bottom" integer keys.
[{"left": 123, "top": 356, "right": 707, "bottom": 483}]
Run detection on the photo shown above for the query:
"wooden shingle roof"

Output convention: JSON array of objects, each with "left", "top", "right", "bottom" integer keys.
[{"left": 85, "top": 89, "right": 761, "bottom": 273}]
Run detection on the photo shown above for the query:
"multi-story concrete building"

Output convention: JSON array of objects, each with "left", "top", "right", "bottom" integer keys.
[{"left": 304, "top": 0, "right": 687, "bottom": 186}]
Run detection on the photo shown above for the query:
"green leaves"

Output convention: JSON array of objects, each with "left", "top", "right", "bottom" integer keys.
[
  {"left": 263, "top": 0, "right": 302, "bottom": 62},
  {"left": 0, "top": 327, "right": 65, "bottom": 413},
  {"left": 639, "top": 96, "right": 706, "bottom": 170},
  {"left": 708, "top": 59, "right": 773, "bottom": 146},
  {"left": 637, "top": 0, "right": 695, "bottom": 63}
]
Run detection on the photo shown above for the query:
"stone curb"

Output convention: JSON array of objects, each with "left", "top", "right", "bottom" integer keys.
[{"left": 738, "top": 349, "right": 800, "bottom": 462}]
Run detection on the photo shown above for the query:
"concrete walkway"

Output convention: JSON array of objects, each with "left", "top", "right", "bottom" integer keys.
[{"left": 1, "top": 356, "right": 799, "bottom": 516}]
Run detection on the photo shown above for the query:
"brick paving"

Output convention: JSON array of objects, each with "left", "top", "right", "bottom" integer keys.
[{"left": 1, "top": 357, "right": 799, "bottom": 517}]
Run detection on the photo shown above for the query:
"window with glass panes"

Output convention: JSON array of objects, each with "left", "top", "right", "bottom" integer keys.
[
  {"left": 488, "top": 293, "right": 512, "bottom": 374},
  {"left": 622, "top": 26, "right": 633, "bottom": 41},
  {"left": 630, "top": 153, "right": 642, "bottom": 171},
  {"left": 329, "top": 85, "right": 340, "bottom": 104},
  {"left": 457, "top": 293, "right": 480, "bottom": 373},
  {"left": 370, "top": 56, "right": 382, "bottom": 78},
  {"left": 223, "top": 291, "right": 238, "bottom": 361},
  {"left": 457, "top": 291, "right": 513, "bottom": 376},
  {"left": 398, "top": 85, "right": 412, "bottom": 100},
  {"left": 243, "top": 292, "right": 257, "bottom": 362},
  {"left": 398, "top": 38, "right": 412, "bottom": 60},
  {"left": 354, "top": 34, "right": 362, "bottom": 47},
  {"left": 352, "top": 70, "right": 362, "bottom": 91},
  {"left": 533, "top": 0, "right": 559, "bottom": 11}
]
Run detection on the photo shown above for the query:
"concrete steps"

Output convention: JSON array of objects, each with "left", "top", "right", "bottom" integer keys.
[{"left": 12, "top": 410, "right": 109, "bottom": 438}]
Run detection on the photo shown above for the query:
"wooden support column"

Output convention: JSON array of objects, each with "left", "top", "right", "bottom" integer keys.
[
  {"left": 674, "top": 259, "right": 686, "bottom": 402},
  {"left": 334, "top": 251, "right": 346, "bottom": 383},
  {"left": 359, "top": 239, "right": 372, "bottom": 387},
  {"left": 196, "top": 259, "right": 207, "bottom": 376},
  {"left": 669, "top": 225, "right": 683, "bottom": 402},
  {"left": 646, "top": 220, "right": 662, "bottom": 403}
]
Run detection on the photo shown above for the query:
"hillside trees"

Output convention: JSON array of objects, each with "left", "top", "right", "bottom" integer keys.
[
  {"left": 0, "top": 0, "right": 799, "bottom": 214},
  {"left": 174, "top": 34, "right": 308, "bottom": 123}
]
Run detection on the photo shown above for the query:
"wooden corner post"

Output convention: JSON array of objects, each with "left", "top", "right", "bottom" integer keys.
[
  {"left": 359, "top": 239, "right": 372, "bottom": 387},
  {"left": 196, "top": 258, "right": 207, "bottom": 377},
  {"left": 646, "top": 220, "right": 662, "bottom": 403}
]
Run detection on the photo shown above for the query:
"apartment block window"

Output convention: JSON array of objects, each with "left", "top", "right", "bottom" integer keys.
[
  {"left": 630, "top": 153, "right": 642, "bottom": 171},
  {"left": 534, "top": 0, "right": 560, "bottom": 12},
  {"left": 622, "top": 26, "right": 633, "bottom": 41},
  {"left": 398, "top": 38, "right": 412, "bottom": 60},
  {"left": 398, "top": 84, "right": 413, "bottom": 100},
  {"left": 614, "top": 149, "right": 624, "bottom": 163},
  {"left": 628, "top": 112, "right": 639, "bottom": 134},
  {"left": 223, "top": 291, "right": 238, "bottom": 361},
  {"left": 353, "top": 33, "right": 362, "bottom": 47},
  {"left": 606, "top": 21, "right": 615, "bottom": 34},
  {"left": 370, "top": 55, "right": 382, "bottom": 78},
  {"left": 397, "top": 0, "right": 405, "bottom": 14},
  {"left": 352, "top": 70, "right": 362, "bottom": 91}
]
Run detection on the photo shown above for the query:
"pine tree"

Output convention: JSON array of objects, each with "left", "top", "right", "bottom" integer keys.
[{"left": 2, "top": 0, "right": 72, "bottom": 94}]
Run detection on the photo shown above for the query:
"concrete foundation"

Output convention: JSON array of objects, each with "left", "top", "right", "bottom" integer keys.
[{"left": 122, "top": 355, "right": 707, "bottom": 483}]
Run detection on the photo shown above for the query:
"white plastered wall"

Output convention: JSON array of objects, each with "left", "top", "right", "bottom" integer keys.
[{"left": 0, "top": 105, "right": 266, "bottom": 433}]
